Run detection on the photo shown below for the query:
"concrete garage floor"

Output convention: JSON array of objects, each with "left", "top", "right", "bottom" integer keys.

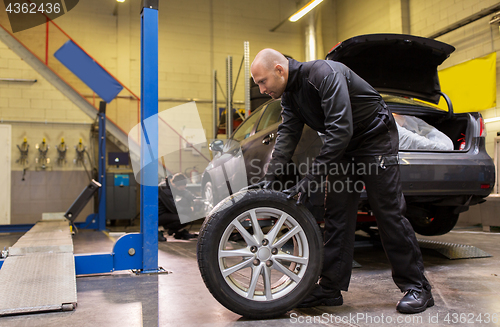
[{"left": 0, "top": 224, "right": 499, "bottom": 327}]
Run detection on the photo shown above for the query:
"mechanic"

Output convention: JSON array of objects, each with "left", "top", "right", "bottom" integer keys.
[
  {"left": 250, "top": 48, "right": 433, "bottom": 314},
  {"left": 158, "top": 173, "right": 198, "bottom": 242}
]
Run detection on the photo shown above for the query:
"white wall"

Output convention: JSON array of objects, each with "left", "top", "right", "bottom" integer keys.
[
  {"left": 0, "top": 125, "right": 11, "bottom": 224},
  {"left": 0, "top": 23, "right": 95, "bottom": 224}
]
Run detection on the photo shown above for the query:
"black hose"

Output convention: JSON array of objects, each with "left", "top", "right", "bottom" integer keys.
[
  {"left": 81, "top": 159, "right": 93, "bottom": 181},
  {"left": 84, "top": 149, "right": 95, "bottom": 173}
]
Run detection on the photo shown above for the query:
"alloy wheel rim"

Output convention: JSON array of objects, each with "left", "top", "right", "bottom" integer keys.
[{"left": 218, "top": 207, "right": 309, "bottom": 301}]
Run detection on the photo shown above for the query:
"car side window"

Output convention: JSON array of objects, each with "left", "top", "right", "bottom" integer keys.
[
  {"left": 256, "top": 101, "right": 282, "bottom": 132},
  {"left": 232, "top": 107, "right": 263, "bottom": 142}
]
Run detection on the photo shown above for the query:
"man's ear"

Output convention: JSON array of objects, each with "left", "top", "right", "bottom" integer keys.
[{"left": 275, "top": 64, "right": 284, "bottom": 76}]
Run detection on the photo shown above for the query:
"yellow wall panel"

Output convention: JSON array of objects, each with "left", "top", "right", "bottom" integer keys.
[{"left": 437, "top": 52, "right": 496, "bottom": 113}]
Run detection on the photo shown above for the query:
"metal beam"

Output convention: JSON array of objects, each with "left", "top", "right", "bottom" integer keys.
[
  {"left": 244, "top": 41, "right": 250, "bottom": 118},
  {"left": 213, "top": 70, "right": 218, "bottom": 139},
  {"left": 97, "top": 102, "right": 107, "bottom": 231},
  {"left": 0, "top": 224, "right": 33, "bottom": 233},
  {"left": 159, "top": 97, "right": 244, "bottom": 104},
  {"left": 428, "top": 3, "right": 500, "bottom": 39},
  {"left": 226, "top": 56, "right": 233, "bottom": 138},
  {"left": 0, "top": 78, "right": 37, "bottom": 83}
]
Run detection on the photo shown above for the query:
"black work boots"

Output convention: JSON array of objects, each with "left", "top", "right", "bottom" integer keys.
[
  {"left": 397, "top": 289, "right": 434, "bottom": 314},
  {"left": 297, "top": 284, "right": 434, "bottom": 314},
  {"left": 297, "top": 284, "right": 343, "bottom": 308}
]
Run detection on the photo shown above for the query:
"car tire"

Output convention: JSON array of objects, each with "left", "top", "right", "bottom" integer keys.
[
  {"left": 197, "top": 189, "right": 323, "bottom": 319},
  {"left": 407, "top": 206, "right": 460, "bottom": 236}
]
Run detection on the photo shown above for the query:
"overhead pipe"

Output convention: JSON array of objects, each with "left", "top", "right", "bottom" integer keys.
[
  {"left": 305, "top": 11, "right": 317, "bottom": 61},
  {"left": 428, "top": 3, "right": 500, "bottom": 39},
  {"left": 213, "top": 70, "right": 218, "bottom": 139},
  {"left": 226, "top": 56, "right": 233, "bottom": 138},
  {"left": 0, "top": 78, "right": 37, "bottom": 83},
  {"left": 244, "top": 41, "right": 251, "bottom": 118}
]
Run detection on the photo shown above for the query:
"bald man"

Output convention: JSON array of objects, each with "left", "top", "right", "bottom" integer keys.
[{"left": 251, "top": 49, "right": 433, "bottom": 314}]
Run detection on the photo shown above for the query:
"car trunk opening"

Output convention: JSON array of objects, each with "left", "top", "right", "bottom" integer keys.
[
  {"left": 326, "top": 34, "right": 455, "bottom": 104},
  {"left": 390, "top": 108, "right": 471, "bottom": 152}
]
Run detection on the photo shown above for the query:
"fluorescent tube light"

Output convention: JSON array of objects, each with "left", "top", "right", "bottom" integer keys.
[
  {"left": 484, "top": 117, "right": 500, "bottom": 123},
  {"left": 289, "top": 0, "right": 323, "bottom": 22}
]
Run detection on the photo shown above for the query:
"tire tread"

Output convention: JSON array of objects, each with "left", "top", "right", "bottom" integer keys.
[{"left": 197, "top": 189, "right": 323, "bottom": 319}]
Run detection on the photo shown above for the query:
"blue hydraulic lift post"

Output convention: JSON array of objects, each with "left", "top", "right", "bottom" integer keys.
[
  {"left": 140, "top": 0, "right": 159, "bottom": 273},
  {"left": 98, "top": 101, "right": 107, "bottom": 231}
]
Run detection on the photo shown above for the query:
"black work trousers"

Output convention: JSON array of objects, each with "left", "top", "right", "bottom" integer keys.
[
  {"left": 319, "top": 108, "right": 430, "bottom": 293},
  {"left": 158, "top": 212, "right": 186, "bottom": 233}
]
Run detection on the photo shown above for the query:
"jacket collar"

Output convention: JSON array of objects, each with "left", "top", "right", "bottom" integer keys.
[{"left": 285, "top": 58, "right": 301, "bottom": 93}]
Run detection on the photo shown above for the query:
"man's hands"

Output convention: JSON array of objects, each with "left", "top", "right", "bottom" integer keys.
[
  {"left": 244, "top": 173, "right": 276, "bottom": 190},
  {"left": 283, "top": 174, "right": 317, "bottom": 205},
  {"left": 244, "top": 173, "right": 322, "bottom": 206}
]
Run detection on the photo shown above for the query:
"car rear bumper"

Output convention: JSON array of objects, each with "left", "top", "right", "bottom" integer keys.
[{"left": 398, "top": 148, "right": 495, "bottom": 198}]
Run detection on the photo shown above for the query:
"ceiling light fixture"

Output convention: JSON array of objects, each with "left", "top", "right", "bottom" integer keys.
[
  {"left": 116, "top": 0, "right": 125, "bottom": 3},
  {"left": 289, "top": 0, "right": 323, "bottom": 22},
  {"left": 484, "top": 117, "right": 500, "bottom": 123},
  {"left": 269, "top": 0, "right": 323, "bottom": 32}
]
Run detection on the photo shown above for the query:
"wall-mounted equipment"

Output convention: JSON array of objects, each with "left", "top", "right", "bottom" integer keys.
[
  {"left": 490, "top": 11, "right": 500, "bottom": 33},
  {"left": 16, "top": 137, "right": 29, "bottom": 181},
  {"left": 108, "top": 152, "right": 129, "bottom": 168},
  {"left": 16, "top": 137, "right": 29, "bottom": 167},
  {"left": 106, "top": 150, "right": 136, "bottom": 222},
  {"left": 74, "top": 138, "right": 94, "bottom": 181},
  {"left": 56, "top": 137, "right": 68, "bottom": 166},
  {"left": 106, "top": 172, "right": 136, "bottom": 222},
  {"left": 74, "top": 138, "right": 86, "bottom": 166},
  {"left": 35, "top": 138, "right": 51, "bottom": 170}
]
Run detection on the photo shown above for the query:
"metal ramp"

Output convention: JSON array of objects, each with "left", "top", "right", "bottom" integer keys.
[
  {"left": 418, "top": 239, "right": 492, "bottom": 260},
  {"left": 0, "top": 219, "right": 77, "bottom": 316}
]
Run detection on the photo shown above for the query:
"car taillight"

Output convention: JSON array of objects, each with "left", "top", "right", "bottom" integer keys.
[
  {"left": 479, "top": 116, "right": 487, "bottom": 137},
  {"left": 480, "top": 184, "right": 491, "bottom": 189}
]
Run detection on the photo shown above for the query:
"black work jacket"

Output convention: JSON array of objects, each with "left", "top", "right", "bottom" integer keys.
[{"left": 269, "top": 58, "right": 388, "bottom": 177}]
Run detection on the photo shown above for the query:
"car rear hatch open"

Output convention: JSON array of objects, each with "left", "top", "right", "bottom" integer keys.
[
  {"left": 326, "top": 34, "right": 474, "bottom": 152},
  {"left": 326, "top": 34, "right": 455, "bottom": 104},
  {"left": 326, "top": 35, "right": 493, "bottom": 197}
]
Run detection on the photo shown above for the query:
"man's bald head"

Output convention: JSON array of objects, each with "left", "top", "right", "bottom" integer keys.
[
  {"left": 251, "top": 49, "right": 289, "bottom": 99},
  {"left": 252, "top": 48, "right": 288, "bottom": 71}
]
